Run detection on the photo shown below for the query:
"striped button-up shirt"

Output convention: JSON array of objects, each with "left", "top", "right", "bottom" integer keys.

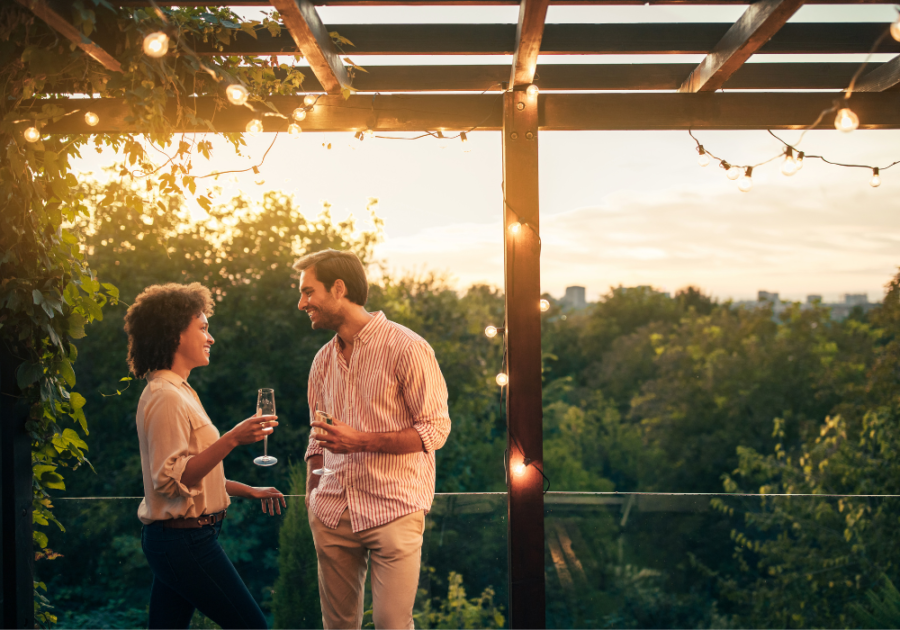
[{"left": 305, "top": 311, "right": 451, "bottom": 532}]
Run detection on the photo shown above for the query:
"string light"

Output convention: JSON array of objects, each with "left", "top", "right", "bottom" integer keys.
[
  {"left": 142, "top": 32, "right": 169, "bottom": 58},
  {"left": 245, "top": 119, "right": 263, "bottom": 135},
  {"left": 484, "top": 325, "right": 499, "bottom": 338},
  {"left": 795, "top": 151, "right": 805, "bottom": 172},
  {"left": 834, "top": 107, "right": 859, "bottom": 133},
  {"left": 292, "top": 108, "right": 307, "bottom": 122},
  {"left": 226, "top": 84, "right": 249, "bottom": 106},
  {"left": 23, "top": 126, "right": 40, "bottom": 143},
  {"left": 891, "top": 13, "right": 900, "bottom": 42},
  {"left": 365, "top": 129, "right": 374, "bottom": 139},
  {"left": 288, "top": 123, "right": 302, "bottom": 137},
  {"left": 870, "top": 167, "right": 881, "bottom": 188},
  {"left": 722, "top": 162, "right": 741, "bottom": 181},
  {"left": 508, "top": 222, "right": 521, "bottom": 235},
  {"left": 780, "top": 147, "right": 799, "bottom": 177},
  {"left": 526, "top": 84, "right": 539, "bottom": 98},
  {"left": 303, "top": 94, "right": 317, "bottom": 106},
  {"left": 496, "top": 372, "right": 509, "bottom": 387},
  {"left": 738, "top": 167, "right": 753, "bottom": 193},
  {"left": 539, "top": 299, "right": 550, "bottom": 312},
  {"left": 513, "top": 458, "right": 532, "bottom": 476},
  {"left": 697, "top": 145, "right": 710, "bottom": 167},
  {"left": 84, "top": 112, "right": 99, "bottom": 127}
]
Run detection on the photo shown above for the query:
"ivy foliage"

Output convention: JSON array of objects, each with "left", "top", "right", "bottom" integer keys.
[{"left": 0, "top": 1, "right": 359, "bottom": 624}]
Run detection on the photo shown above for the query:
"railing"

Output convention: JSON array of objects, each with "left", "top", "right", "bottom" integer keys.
[{"left": 40, "top": 492, "right": 897, "bottom": 629}]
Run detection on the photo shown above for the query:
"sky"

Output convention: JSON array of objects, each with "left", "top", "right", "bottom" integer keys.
[{"left": 73, "top": 4, "right": 900, "bottom": 304}]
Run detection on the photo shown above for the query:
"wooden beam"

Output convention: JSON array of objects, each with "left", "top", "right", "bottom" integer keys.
[
  {"left": 852, "top": 55, "right": 900, "bottom": 92},
  {"left": 679, "top": 0, "right": 805, "bottom": 93},
  {"left": 15, "top": 0, "right": 122, "bottom": 73},
  {"left": 180, "top": 23, "right": 900, "bottom": 56},
  {"left": 36, "top": 63, "right": 881, "bottom": 94},
  {"left": 0, "top": 346, "right": 34, "bottom": 630},
  {"left": 117, "top": 0, "right": 900, "bottom": 6},
  {"left": 269, "top": 0, "right": 349, "bottom": 94},
  {"left": 33, "top": 92, "right": 900, "bottom": 132},
  {"left": 510, "top": 0, "right": 549, "bottom": 87},
  {"left": 502, "top": 86, "right": 545, "bottom": 630}
]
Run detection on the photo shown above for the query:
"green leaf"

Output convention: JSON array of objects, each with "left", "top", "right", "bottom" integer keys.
[
  {"left": 69, "top": 392, "right": 86, "bottom": 410},
  {"left": 101, "top": 283, "right": 119, "bottom": 300},
  {"left": 62, "top": 428, "right": 88, "bottom": 450},
  {"left": 197, "top": 195, "right": 212, "bottom": 212},
  {"left": 67, "top": 313, "right": 86, "bottom": 339},
  {"left": 39, "top": 471, "right": 65, "bottom": 490},
  {"left": 16, "top": 361, "right": 44, "bottom": 389},
  {"left": 34, "top": 531, "right": 48, "bottom": 549},
  {"left": 57, "top": 359, "right": 76, "bottom": 388},
  {"left": 32, "top": 289, "right": 45, "bottom": 306}
]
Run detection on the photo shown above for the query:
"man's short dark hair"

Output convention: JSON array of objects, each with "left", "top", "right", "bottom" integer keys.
[
  {"left": 124, "top": 283, "right": 214, "bottom": 378},
  {"left": 293, "top": 249, "right": 368, "bottom": 306}
]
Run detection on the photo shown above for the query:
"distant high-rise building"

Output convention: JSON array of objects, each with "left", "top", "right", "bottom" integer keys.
[
  {"left": 807, "top": 295, "right": 823, "bottom": 304},
  {"left": 563, "top": 286, "right": 586, "bottom": 309},
  {"left": 842, "top": 293, "right": 868, "bottom": 306},
  {"left": 758, "top": 290, "right": 780, "bottom": 303}
]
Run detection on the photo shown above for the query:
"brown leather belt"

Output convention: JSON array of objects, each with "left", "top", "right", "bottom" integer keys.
[{"left": 158, "top": 510, "right": 227, "bottom": 529}]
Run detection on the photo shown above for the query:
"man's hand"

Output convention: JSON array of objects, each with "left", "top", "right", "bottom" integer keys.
[
  {"left": 248, "top": 486, "right": 286, "bottom": 515},
  {"left": 306, "top": 456, "right": 322, "bottom": 510},
  {"left": 311, "top": 416, "right": 370, "bottom": 454}
]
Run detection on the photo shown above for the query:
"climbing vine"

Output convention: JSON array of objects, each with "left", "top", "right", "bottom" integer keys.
[{"left": 0, "top": 1, "right": 356, "bottom": 623}]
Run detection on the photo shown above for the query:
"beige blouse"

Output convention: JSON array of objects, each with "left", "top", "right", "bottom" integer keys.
[{"left": 136, "top": 370, "right": 230, "bottom": 525}]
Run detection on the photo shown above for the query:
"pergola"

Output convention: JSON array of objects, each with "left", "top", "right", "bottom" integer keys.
[{"left": 4, "top": 0, "right": 900, "bottom": 627}]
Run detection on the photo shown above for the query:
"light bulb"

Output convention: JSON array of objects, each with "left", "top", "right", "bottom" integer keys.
[
  {"left": 780, "top": 148, "right": 798, "bottom": 177},
  {"left": 142, "top": 32, "right": 169, "bottom": 58},
  {"left": 245, "top": 119, "right": 263, "bottom": 134},
  {"left": 226, "top": 84, "right": 249, "bottom": 106},
  {"left": 496, "top": 372, "right": 509, "bottom": 387},
  {"left": 891, "top": 15, "right": 900, "bottom": 42},
  {"left": 292, "top": 108, "right": 307, "bottom": 122},
  {"left": 795, "top": 152, "right": 804, "bottom": 172},
  {"left": 513, "top": 462, "right": 526, "bottom": 476},
  {"left": 288, "top": 123, "right": 302, "bottom": 136},
  {"left": 303, "top": 94, "right": 317, "bottom": 106},
  {"left": 84, "top": 111, "right": 99, "bottom": 126},
  {"left": 23, "top": 126, "right": 40, "bottom": 143},
  {"left": 540, "top": 299, "right": 550, "bottom": 312},
  {"left": 870, "top": 167, "right": 881, "bottom": 188},
  {"left": 526, "top": 84, "right": 539, "bottom": 98},
  {"left": 726, "top": 165, "right": 741, "bottom": 181},
  {"left": 738, "top": 167, "right": 753, "bottom": 193},
  {"left": 697, "top": 146, "right": 709, "bottom": 167},
  {"left": 508, "top": 222, "right": 521, "bottom": 235},
  {"left": 365, "top": 129, "right": 374, "bottom": 138},
  {"left": 484, "top": 325, "right": 498, "bottom": 339},
  {"left": 834, "top": 107, "right": 859, "bottom": 133}
]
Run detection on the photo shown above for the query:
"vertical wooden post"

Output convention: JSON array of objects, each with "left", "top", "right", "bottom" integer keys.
[
  {"left": 502, "top": 86, "right": 545, "bottom": 629},
  {"left": 0, "top": 344, "right": 34, "bottom": 629}
]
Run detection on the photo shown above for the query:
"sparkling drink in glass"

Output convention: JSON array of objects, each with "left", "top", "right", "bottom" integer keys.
[
  {"left": 312, "top": 403, "right": 334, "bottom": 476},
  {"left": 253, "top": 388, "right": 277, "bottom": 467}
]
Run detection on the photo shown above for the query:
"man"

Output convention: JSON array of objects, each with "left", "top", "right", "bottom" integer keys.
[{"left": 295, "top": 249, "right": 451, "bottom": 630}]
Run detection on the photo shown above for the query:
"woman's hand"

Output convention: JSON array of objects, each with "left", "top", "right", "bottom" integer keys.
[
  {"left": 226, "top": 415, "right": 278, "bottom": 447},
  {"left": 248, "top": 486, "right": 286, "bottom": 515}
]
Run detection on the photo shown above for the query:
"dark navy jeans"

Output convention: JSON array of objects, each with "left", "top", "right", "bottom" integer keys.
[{"left": 141, "top": 519, "right": 267, "bottom": 629}]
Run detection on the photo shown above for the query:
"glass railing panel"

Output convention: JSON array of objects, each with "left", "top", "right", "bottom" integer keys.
[
  {"left": 38, "top": 492, "right": 509, "bottom": 629},
  {"left": 544, "top": 492, "right": 899, "bottom": 629}
]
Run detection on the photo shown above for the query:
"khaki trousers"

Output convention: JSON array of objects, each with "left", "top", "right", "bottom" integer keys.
[{"left": 308, "top": 509, "right": 425, "bottom": 630}]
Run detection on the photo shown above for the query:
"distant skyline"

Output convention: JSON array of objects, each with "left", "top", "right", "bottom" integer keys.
[{"left": 72, "top": 4, "right": 900, "bottom": 304}]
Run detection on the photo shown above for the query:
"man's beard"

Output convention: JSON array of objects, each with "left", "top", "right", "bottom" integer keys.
[{"left": 308, "top": 305, "right": 342, "bottom": 331}]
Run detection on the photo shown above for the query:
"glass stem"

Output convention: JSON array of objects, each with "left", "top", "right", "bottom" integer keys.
[{"left": 263, "top": 436, "right": 268, "bottom": 457}]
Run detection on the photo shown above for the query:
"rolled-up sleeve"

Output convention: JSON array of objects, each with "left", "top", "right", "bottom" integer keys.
[
  {"left": 305, "top": 355, "right": 325, "bottom": 462},
  {"left": 143, "top": 390, "right": 201, "bottom": 500},
  {"left": 398, "top": 341, "right": 451, "bottom": 453}
]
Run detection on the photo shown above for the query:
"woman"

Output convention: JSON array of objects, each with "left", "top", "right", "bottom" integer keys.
[{"left": 124, "top": 282, "right": 286, "bottom": 629}]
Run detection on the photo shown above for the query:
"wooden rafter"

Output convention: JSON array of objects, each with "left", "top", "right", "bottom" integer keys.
[
  {"left": 117, "top": 0, "right": 900, "bottom": 6},
  {"left": 679, "top": 0, "right": 805, "bottom": 93},
  {"left": 16, "top": 0, "right": 122, "bottom": 73},
  {"left": 269, "top": 0, "right": 349, "bottom": 94},
  {"left": 33, "top": 93, "right": 900, "bottom": 133},
  {"left": 180, "top": 23, "right": 899, "bottom": 56},
  {"left": 509, "top": 0, "right": 549, "bottom": 87},
  {"left": 852, "top": 55, "right": 900, "bottom": 92}
]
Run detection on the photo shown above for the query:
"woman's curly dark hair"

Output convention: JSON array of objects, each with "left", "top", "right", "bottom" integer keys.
[{"left": 124, "top": 283, "right": 214, "bottom": 378}]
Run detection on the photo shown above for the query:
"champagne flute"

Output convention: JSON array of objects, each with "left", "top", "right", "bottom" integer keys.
[
  {"left": 253, "top": 388, "right": 277, "bottom": 467},
  {"left": 312, "top": 402, "right": 334, "bottom": 476}
]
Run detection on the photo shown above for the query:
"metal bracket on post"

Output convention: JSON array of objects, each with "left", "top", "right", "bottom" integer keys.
[
  {"left": 1, "top": 343, "right": 35, "bottom": 629},
  {"left": 502, "top": 85, "right": 546, "bottom": 629}
]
